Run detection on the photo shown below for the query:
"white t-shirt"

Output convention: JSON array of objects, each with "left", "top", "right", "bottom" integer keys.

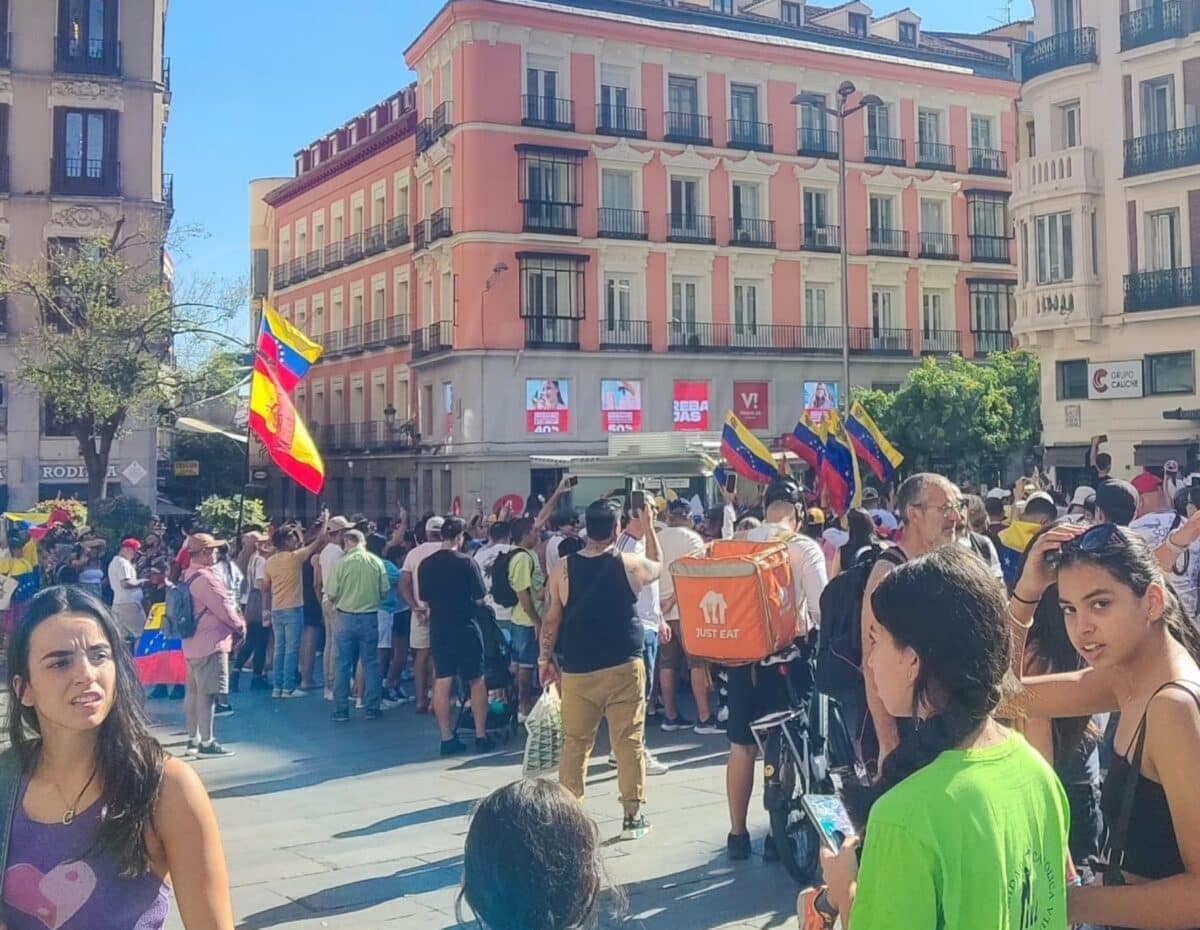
[
  {"left": 745, "top": 522, "right": 828, "bottom": 634},
  {"left": 401, "top": 541, "right": 443, "bottom": 608},
  {"left": 474, "top": 542, "right": 515, "bottom": 621},
  {"left": 616, "top": 532, "right": 661, "bottom": 632},
  {"left": 657, "top": 525, "right": 706, "bottom": 622},
  {"left": 317, "top": 543, "right": 344, "bottom": 597},
  {"left": 1130, "top": 511, "right": 1200, "bottom": 621},
  {"left": 108, "top": 555, "right": 140, "bottom": 606}
]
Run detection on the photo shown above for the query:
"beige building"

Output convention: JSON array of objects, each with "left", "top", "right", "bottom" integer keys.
[
  {"left": 1014, "top": 0, "right": 1200, "bottom": 488},
  {"left": 0, "top": 0, "right": 171, "bottom": 509}
]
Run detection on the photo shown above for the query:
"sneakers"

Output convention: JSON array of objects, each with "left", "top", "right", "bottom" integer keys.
[
  {"left": 644, "top": 750, "right": 670, "bottom": 776},
  {"left": 271, "top": 689, "right": 283, "bottom": 699},
  {"left": 763, "top": 833, "right": 780, "bottom": 862},
  {"left": 280, "top": 689, "right": 305, "bottom": 699},
  {"left": 621, "top": 813, "right": 652, "bottom": 841},
  {"left": 355, "top": 698, "right": 365, "bottom": 710},
  {"left": 197, "top": 741, "right": 234, "bottom": 757},
  {"left": 365, "top": 709, "right": 383, "bottom": 721},
  {"left": 694, "top": 716, "right": 727, "bottom": 735},
  {"left": 797, "top": 887, "right": 838, "bottom": 930},
  {"left": 380, "top": 687, "right": 414, "bottom": 708},
  {"left": 214, "top": 703, "right": 234, "bottom": 718},
  {"left": 331, "top": 711, "right": 350, "bottom": 723},
  {"left": 440, "top": 738, "right": 467, "bottom": 758},
  {"left": 727, "top": 831, "right": 752, "bottom": 861},
  {"left": 660, "top": 714, "right": 695, "bottom": 732},
  {"left": 324, "top": 688, "right": 334, "bottom": 702},
  {"left": 474, "top": 735, "right": 496, "bottom": 753},
  {"left": 184, "top": 739, "right": 198, "bottom": 757},
  {"left": 646, "top": 699, "right": 664, "bottom": 719}
]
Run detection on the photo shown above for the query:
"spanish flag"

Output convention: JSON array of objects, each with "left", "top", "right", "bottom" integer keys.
[
  {"left": 821, "top": 410, "right": 862, "bottom": 516},
  {"left": 250, "top": 358, "right": 326, "bottom": 494},
  {"left": 846, "top": 400, "right": 904, "bottom": 483},
  {"left": 720, "top": 411, "right": 779, "bottom": 485},
  {"left": 784, "top": 414, "right": 827, "bottom": 473},
  {"left": 258, "top": 301, "right": 323, "bottom": 392}
]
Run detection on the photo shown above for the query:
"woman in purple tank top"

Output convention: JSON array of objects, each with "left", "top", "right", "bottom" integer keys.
[{"left": 1, "top": 586, "right": 234, "bottom": 930}]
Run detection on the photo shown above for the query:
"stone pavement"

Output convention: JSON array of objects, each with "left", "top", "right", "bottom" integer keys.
[{"left": 151, "top": 686, "right": 802, "bottom": 930}]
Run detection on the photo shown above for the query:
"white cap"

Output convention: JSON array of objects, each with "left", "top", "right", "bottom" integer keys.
[
  {"left": 1070, "top": 485, "right": 1096, "bottom": 508},
  {"left": 425, "top": 516, "right": 445, "bottom": 535},
  {"left": 985, "top": 487, "right": 1011, "bottom": 500}
]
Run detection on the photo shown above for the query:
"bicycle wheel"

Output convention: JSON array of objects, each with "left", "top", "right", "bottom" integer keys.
[{"left": 768, "top": 751, "right": 822, "bottom": 885}]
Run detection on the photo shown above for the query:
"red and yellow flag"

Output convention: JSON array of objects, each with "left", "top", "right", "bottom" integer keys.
[{"left": 249, "top": 358, "right": 325, "bottom": 494}]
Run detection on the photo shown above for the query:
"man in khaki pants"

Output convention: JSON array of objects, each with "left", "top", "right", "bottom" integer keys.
[
  {"left": 540, "top": 498, "right": 661, "bottom": 840},
  {"left": 314, "top": 516, "right": 353, "bottom": 700}
]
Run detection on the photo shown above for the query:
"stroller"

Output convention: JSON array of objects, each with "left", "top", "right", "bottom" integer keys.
[{"left": 454, "top": 604, "right": 519, "bottom": 743}]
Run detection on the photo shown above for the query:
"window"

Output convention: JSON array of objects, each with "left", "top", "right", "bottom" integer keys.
[
  {"left": 372, "top": 283, "right": 386, "bottom": 321},
  {"left": 713, "top": 0, "right": 734, "bottom": 12},
  {"left": 599, "top": 65, "right": 633, "bottom": 131},
  {"left": 604, "top": 275, "right": 633, "bottom": 331},
  {"left": 519, "top": 253, "right": 587, "bottom": 321},
  {"left": 518, "top": 146, "right": 583, "bottom": 233},
  {"left": 804, "top": 189, "right": 830, "bottom": 227},
  {"left": 968, "top": 190, "right": 1011, "bottom": 261},
  {"left": 1026, "top": 120, "right": 1037, "bottom": 158},
  {"left": 730, "top": 83, "right": 760, "bottom": 126},
  {"left": 1147, "top": 210, "right": 1181, "bottom": 272},
  {"left": 918, "top": 109, "right": 942, "bottom": 146},
  {"left": 866, "top": 102, "right": 891, "bottom": 143},
  {"left": 1141, "top": 77, "right": 1175, "bottom": 137},
  {"left": 799, "top": 92, "right": 827, "bottom": 145},
  {"left": 350, "top": 292, "right": 363, "bottom": 327},
  {"left": 899, "top": 21, "right": 918, "bottom": 45},
  {"left": 848, "top": 12, "right": 868, "bottom": 36},
  {"left": 732, "top": 181, "right": 761, "bottom": 222},
  {"left": 869, "top": 194, "right": 896, "bottom": 236},
  {"left": 1035, "top": 212, "right": 1074, "bottom": 284},
  {"left": 970, "top": 282, "right": 1012, "bottom": 332},
  {"left": 53, "top": 107, "right": 118, "bottom": 194},
  {"left": 669, "top": 176, "right": 702, "bottom": 235},
  {"left": 668, "top": 75, "right": 700, "bottom": 116},
  {"left": 43, "top": 399, "right": 75, "bottom": 437},
  {"left": 920, "top": 198, "right": 946, "bottom": 233},
  {"left": 782, "top": 1, "right": 803, "bottom": 25},
  {"left": 395, "top": 278, "right": 409, "bottom": 321},
  {"left": 922, "top": 291, "right": 946, "bottom": 335},
  {"left": 805, "top": 285, "right": 829, "bottom": 326},
  {"left": 671, "top": 279, "right": 699, "bottom": 336},
  {"left": 871, "top": 288, "right": 897, "bottom": 332},
  {"left": 526, "top": 66, "right": 559, "bottom": 107},
  {"left": 601, "top": 169, "right": 635, "bottom": 210},
  {"left": 1148, "top": 352, "right": 1194, "bottom": 395},
  {"left": 970, "top": 115, "right": 994, "bottom": 150},
  {"left": 58, "top": 0, "right": 119, "bottom": 71},
  {"left": 1056, "top": 360, "right": 1088, "bottom": 400},
  {"left": 1052, "top": 0, "right": 1077, "bottom": 33},
  {"left": 734, "top": 281, "right": 758, "bottom": 334},
  {"left": 1059, "top": 102, "right": 1081, "bottom": 148}
]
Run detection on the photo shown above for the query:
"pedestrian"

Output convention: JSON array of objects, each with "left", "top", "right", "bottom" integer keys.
[
  {"left": 813, "top": 546, "right": 1070, "bottom": 930},
  {"left": 828, "top": 508, "right": 879, "bottom": 580},
  {"left": 3, "top": 586, "right": 235, "bottom": 930},
  {"left": 1094, "top": 478, "right": 1139, "bottom": 527},
  {"left": 326, "top": 529, "right": 391, "bottom": 722},
  {"left": 211, "top": 545, "right": 244, "bottom": 718},
  {"left": 417, "top": 517, "right": 494, "bottom": 755},
  {"left": 539, "top": 499, "right": 661, "bottom": 840},
  {"left": 376, "top": 543, "right": 410, "bottom": 708},
  {"left": 381, "top": 515, "right": 414, "bottom": 704},
  {"left": 234, "top": 531, "right": 272, "bottom": 692},
  {"left": 299, "top": 527, "right": 325, "bottom": 691},
  {"left": 506, "top": 516, "right": 545, "bottom": 719},
  {"left": 259, "top": 513, "right": 328, "bottom": 699},
  {"left": 474, "top": 520, "right": 515, "bottom": 632},
  {"left": 314, "top": 515, "right": 353, "bottom": 701},
  {"left": 75, "top": 538, "right": 106, "bottom": 599},
  {"left": 544, "top": 510, "right": 582, "bottom": 577},
  {"left": 400, "top": 516, "right": 445, "bottom": 714},
  {"left": 108, "top": 537, "right": 148, "bottom": 649}
]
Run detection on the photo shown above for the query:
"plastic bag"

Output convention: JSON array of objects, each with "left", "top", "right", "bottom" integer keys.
[{"left": 521, "top": 684, "right": 563, "bottom": 779}]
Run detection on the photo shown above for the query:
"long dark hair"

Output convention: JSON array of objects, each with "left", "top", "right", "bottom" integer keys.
[
  {"left": 7, "top": 586, "right": 166, "bottom": 875},
  {"left": 845, "top": 508, "right": 876, "bottom": 550},
  {"left": 845, "top": 546, "right": 1011, "bottom": 830}
]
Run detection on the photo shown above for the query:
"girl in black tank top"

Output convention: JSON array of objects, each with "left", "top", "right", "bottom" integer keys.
[{"left": 557, "top": 552, "right": 641, "bottom": 675}]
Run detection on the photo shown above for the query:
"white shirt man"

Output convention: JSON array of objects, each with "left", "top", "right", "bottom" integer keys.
[
  {"left": 108, "top": 538, "right": 147, "bottom": 641},
  {"left": 745, "top": 520, "right": 827, "bottom": 635},
  {"left": 474, "top": 535, "right": 515, "bottom": 623}
]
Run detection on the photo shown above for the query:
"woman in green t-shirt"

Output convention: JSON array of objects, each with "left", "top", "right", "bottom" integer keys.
[{"left": 818, "top": 545, "right": 1070, "bottom": 930}]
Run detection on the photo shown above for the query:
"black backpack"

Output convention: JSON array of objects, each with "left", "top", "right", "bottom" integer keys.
[
  {"left": 815, "top": 546, "right": 906, "bottom": 694},
  {"left": 489, "top": 548, "right": 531, "bottom": 609}
]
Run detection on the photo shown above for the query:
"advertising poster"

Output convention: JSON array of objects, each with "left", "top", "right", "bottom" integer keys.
[
  {"left": 803, "top": 381, "right": 839, "bottom": 424},
  {"left": 1087, "top": 361, "right": 1143, "bottom": 400},
  {"left": 733, "top": 380, "right": 770, "bottom": 430},
  {"left": 673, "top": 381, "right": 710, "bottom": 431},
  {"left": 526, "top": 378, "right": 570, "bottom": 434},
  {"left": 601, "top": 379, "right": 643, "bottom": 433}
]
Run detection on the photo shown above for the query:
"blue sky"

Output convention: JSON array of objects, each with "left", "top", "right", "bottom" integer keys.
[{"left": 164, "top": 0, "right": 1032, "bottom": 338}]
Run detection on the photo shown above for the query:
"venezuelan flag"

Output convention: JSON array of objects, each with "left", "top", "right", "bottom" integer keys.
[
  {"left": 784, "top": 414, "right": 827, "bottom": 473},
  {"left": 258, "top": 302, "right": 323, "bottom": 392},
  {"left": 250, "top": 358, "right": 326, "bottom": 494},
  {"left": 821, "top": 410, "right": 862, "bottom": 516},
  {"left": 720, "top": 412, "right": 779, "bottom": 485},
  {"left": 135, "top": 603, "right": 187, "bottom": 687},
  {"left": 846, "top": 400, "right": 904, "bottom": 483}
]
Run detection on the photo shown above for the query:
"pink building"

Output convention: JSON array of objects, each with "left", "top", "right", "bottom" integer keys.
[{"left": 252, "top": 0, "right": 1024, "bottom": 517}]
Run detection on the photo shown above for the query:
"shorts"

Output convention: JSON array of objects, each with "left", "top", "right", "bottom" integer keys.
[
  {"left": 112, "top": 602, "right": 147, "bottom": 640},
  {"left": 659, "top": 620, "right": 705, "bottom": 673},
  {"left": 303, "top": 600, "right": 323, "bottom": 628},
  {"left": 431, "top": 621, "right": 485, "bottom": 682},
  {"left": 187, "top": 652, "right": 230, "bottom": 697},
  {"left": 725, "top": 655, "right": 813, "bottom": 747},
  {"left": 377, "top": 610, "right": 393, "bottom": 650},
  {"left": 509, "top": 624, "right": 538, "bottom": 668},
  {"left": 392, "top": 609, "right": 411, "bottom": 639},
  {"left": 410, "top": 611, "right": 431, "bottom": 650}
]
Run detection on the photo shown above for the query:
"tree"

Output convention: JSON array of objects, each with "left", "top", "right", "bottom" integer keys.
[
  {"left": 0, "top": 221, "right": 241, "bottom": 503},
  {"left": 196, "top": 495, "right": 267, "bottom": 537},
  {"left": 89, "top": 496, "right": 154, "bottom": 550}
]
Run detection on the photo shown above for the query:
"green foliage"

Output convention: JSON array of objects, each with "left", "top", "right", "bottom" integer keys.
[
  {"left": 196, "top": 495, "right": 267, "bottom": 537},
  {"left": 164, "top": 432, "right": 246, "bottom": 505},
  {"left": 30, "top": 498, "right": 90, "bottom": 528},
  {"left": 88, "top": 496, "right": 153, "bottom": 549},
  {"left": 181, "top": 351, "right": 249, "bottom": 406}
]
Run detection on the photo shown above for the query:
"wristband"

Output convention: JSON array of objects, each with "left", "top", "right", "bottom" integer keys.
[
  {"left": 1007, "top": 609, "right": 1035, "bottom": 630},
  {"left": 1010, "top": 590, "right": 1040, "bottom": 606},
  {"left": 1166, "top": 534, "right": 1187, "bottom": 552}
]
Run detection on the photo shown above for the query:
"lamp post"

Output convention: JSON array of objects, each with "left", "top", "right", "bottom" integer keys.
[{"left": 793, "top": 82, "right": 883, "bottom": 415}]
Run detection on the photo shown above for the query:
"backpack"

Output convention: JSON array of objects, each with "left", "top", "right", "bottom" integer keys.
[
  {"left": 165, "top": 576, "right": 202, "bottom": 639},
  {"left": 489, "top": 548, "right": 531, "bottom": 609},
  {"left": 815, "top": 546, "right": 906, "bottom": 694}
]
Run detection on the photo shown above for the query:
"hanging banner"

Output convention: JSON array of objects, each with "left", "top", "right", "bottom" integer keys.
[
  {"left": 803, "top": 381, "right": 840, "bottom": 424},
  {"left": 601, "top": 379, "right": 643, "bottom": 433},
  {"left": 673, "top": 381, "right": 710, "bottom": 431},
  {"left": 526, "top": 378, "right": 571, "bottom": 434},
  {"left": 733, "top": 381, "right": 769, "bottom": 430}
]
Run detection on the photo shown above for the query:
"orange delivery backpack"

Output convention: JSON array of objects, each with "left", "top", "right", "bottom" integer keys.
[{"left": 669, "top": 538, "right": 802, "bottom": 666}]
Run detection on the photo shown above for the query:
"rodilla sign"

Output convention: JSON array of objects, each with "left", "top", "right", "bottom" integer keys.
[{"left": 1088, "top": 361, "right": 1144, "bottom": 400}]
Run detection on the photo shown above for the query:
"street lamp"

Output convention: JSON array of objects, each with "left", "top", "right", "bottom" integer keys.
[{"left": 792, "top": 82, "right": 883, "bottom": 414}]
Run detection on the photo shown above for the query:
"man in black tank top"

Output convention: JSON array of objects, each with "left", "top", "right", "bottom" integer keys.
[{"left": 539, "top": 498, "right": 662, "bottom": 841}]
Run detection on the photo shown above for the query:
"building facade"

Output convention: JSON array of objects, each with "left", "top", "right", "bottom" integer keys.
[
  {"left": 256, "top": 0, "right": 1022, "bottom": 518},
  {"left": 1014, "top": 0, "right": 1200, "bottom": 486},
  {"left": 0, "top": 0, "right": 171, "bottom": 509}
]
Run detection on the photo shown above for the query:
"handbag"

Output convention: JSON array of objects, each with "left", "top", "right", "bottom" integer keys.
[{"left": 521, "top": 684, "right": 564, "bottom": 779}]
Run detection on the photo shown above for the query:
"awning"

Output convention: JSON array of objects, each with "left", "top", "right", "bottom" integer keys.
[
  {"left": 1134, "top": 439, "right": 1198, "bottom": 467},
  {"left": 155, "top": 497, "right": 193, "bottom": 517},
  {"left": 1042, "top": 443, "right": 1091, "bottom": 469}
]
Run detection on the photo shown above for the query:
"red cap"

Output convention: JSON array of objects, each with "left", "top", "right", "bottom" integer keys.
[
  {"left": 120, "top": 538, "right": 142, "bottom": 552},
  {"left": 1131, "top": 471, "right": 1163, "bottom": 495}
]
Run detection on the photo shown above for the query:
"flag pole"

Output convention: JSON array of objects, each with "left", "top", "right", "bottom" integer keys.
[{"left": 235, "top": 313, "right": 266, "bottom": 552}]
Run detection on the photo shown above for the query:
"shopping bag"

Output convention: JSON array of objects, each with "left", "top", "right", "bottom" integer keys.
[{"left": 521, "top": 684, "right": 563, "bottom": 778}]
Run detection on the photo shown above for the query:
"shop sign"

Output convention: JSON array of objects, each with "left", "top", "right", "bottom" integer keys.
[{"left": 1088, "top": 361, "right": 1143, "bottom": 400}]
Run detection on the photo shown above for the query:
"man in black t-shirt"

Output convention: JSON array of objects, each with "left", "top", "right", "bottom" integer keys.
[{"left": 417, "top": 517, "right": 492, "bottom": 757}]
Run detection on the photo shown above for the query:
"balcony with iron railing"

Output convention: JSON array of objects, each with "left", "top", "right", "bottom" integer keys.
[
  {"left": 523, "top": 201, "right": 578, "bottom": 235},
  {"left": 412, "top": 321, "right": 453, "bottom": 358},
  {"left": 969, "top": 147, "right": 1008, "bottom": 176},
  {"left": 364, "top": 224, "right": 387, "bottom": 255},
  {"left": 867, "top": 227, "right": 910, "bottom": 257},
  {"left": 1121, "top": 0, "right": 1195, "bottom": 50},
  {"left": 851, "top": 327, "right": 913, "bottom": 355},
  {"left": 915, "top": 140, "right": 956, "bottom": 171},
  {"left": 798, "top": 128, "right": 839, "bottom": 158},
  {"left": 162, "top": 172, "right": 174, "bottom": 213},
  {"left": 801, "top": 224, "right": 841, "bottom": 252},
  {"left": 599, "top": 319, "right": 652, "bottom": 350},
  {"left": 970, "top": 234, "right": 1012, "bottom": 263},
  {"left": 415, "top": 118, "right": 432, "bottom": 154},
  {"left": 1125, "top": 265, "right": 1200, "bottom": 313},
  {"left": 596, "top": 104, "right": 647, "bottom": 138},
  {"left": 598, "top": 208, "right": 648, "bottom": 240},
  {"left": 920, "top": 329, "right": 961, "bottom": 355},
  {"left": 431, "top": 101, "right": 453, "bottom": 139},
  {"left": 412, "top": 219, "right": 430, "bottom": 252},
  {"left": 728, "top": 119, "right": 773, "bottom": 152},
  {"left": 162, "top": 55, "right": 171, "bottom": 92},
  {"left": 359, "top": 315, "right": 411, "bottom": 349},
  {"left": 55, "top": 36, "right": 121, "bottom": 75},
  {"left": 272, "top": 263, "right": 290, "bottom": 290},
  {"left": 666, "top": 322, "right": 912, "bottom": 355},
  {"left": 1125, "top": 125, "right": 1200, "bottom": 177},
  {"left": 288, "top": 257, "right": 304, "bottom": 283},
  {"left": 387, "top": 216, "right": 411, "bottom": 247},
  {"left": 51, "top": 157, "right": 120, "bottom": 197},
  {"left": 973, "top": 330, "right": 1013, "bottom": 357},
  {"left": 664, "top": 111, "right": 713, "bottom": 145},
  {"left": 667, "top": 213, "right": 716, "bottom": 244},
  {"left": 523, "top": 95, "right": 575, "bottom": 131},
  {"left": 343, "top": 232, "right": 364, "bottom": 263},
  {"left": 866, "top": 135, "right": 906, "bottom": 166},
  {"left": 918, "top": 231, "right": 959, "bottom": 260},
  {"left": 305, "top": 250, "right": 325, "bottom": 278},
  {"left": 525, "top": 317, "right": 581, "bottom": 349},
  {"left": 730, "top": 217, "right": 776, "bottom": 248},
  {"left": 432, "top": 208, "right": 453, "bottom": 240},
  {"left": 1021, "top": 27, "right": 1098, "bottom": 82},
  {"left": 324, "top": 240, "right": 345, "bottom": 269}
]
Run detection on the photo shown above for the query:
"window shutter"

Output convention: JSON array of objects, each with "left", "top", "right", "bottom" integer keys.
[{"left": 1126, "top": 200, "right": 1139, "bottom": 274}]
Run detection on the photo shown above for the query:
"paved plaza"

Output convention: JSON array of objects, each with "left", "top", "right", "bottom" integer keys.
[{"left": 153, "top": 689, "right": 801, "bottom": 930}]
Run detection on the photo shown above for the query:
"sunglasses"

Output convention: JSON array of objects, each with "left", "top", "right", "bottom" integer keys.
[{"left": 1045, "top": 522, "right": 1124, "bottom": 569}]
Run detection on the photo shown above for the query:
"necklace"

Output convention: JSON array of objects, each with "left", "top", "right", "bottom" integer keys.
[{"left": 54, "top": 767, "right": 98, "bottom": 825}]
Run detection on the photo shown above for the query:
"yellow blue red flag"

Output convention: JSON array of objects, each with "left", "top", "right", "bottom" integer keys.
[
  {"left": 258, "top": 301, "right": 323, "bottom": 392},
  {"left": 846, "top": 400, "right": 904, "bottom": 483},
  {"left": 821, "top": 410, "right": 863, "bottom": 515},
  {"left": 250, "top": 359, "right": 326, "bottom": 494},
  {"left": 720, "top": 411, "right": 779, "bottom": 485}
]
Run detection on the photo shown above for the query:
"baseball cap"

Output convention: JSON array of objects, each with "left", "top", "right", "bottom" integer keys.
[
  {"left": 667, "top": 499, "right": 692, "bottom": 515},
  {"left": 985, "top": 487, "right": 1011, "bottom": 501},
  {"left": 861, "top": 487, "right": 880, "bottom": 504},
  {"left": 1095, "top": 480, "right": 1139, "bottom": 526},
  {"left": 807, "top": 507, "right": 826, "bottom": 524},
  {"left": 1025, "top": 491, "right": 1055, "bottom": 507},
  {"left": 1131, "top": 471, "right": 1163, "bottom": 495},
  {"left": 120, "top": 538, "right": 142, "bottom": 552},
  {"left": 1165, "top": 459, "right": 1181, "bottom": 474},
  {"left": 1069, "top": 485, "right": 1096, "bottom": 508},
  {"left": 185, "top": 532, "right": 226, "bottom": 554},
  {"left": 326, "top": 515, "right": 355, "bottom": 532},
  {"left": 425, "top": 516, "right": 446, "bottom": 535}
]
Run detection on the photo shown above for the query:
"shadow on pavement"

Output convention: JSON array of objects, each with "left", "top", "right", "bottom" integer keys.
[{"left": 332, "top": 798, "right": 476, "bottom": 839}]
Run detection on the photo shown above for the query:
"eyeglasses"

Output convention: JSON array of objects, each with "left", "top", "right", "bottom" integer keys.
[{"left": 916, "top": 499, "right": 968, "bottom": 517}]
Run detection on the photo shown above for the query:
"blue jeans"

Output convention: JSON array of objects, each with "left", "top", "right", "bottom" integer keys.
[
  {"left": 335, "top": 611, "right": 382, "bottom": 714},
  {"left": 271, "top": 607, "right": 304, "bottom": 692},
  {"left": 641, "top": 627, "right": 659, "bottom": 699}
]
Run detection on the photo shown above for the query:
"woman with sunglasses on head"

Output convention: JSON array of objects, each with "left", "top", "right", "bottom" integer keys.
[
  {"left": 1010, "top": 521, "right": 1200, "bottom": 930},
  {"left": 2, "top": 586, "right": 235, "bottom": 930}
]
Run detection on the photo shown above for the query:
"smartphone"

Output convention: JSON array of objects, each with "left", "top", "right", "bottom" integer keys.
[
  {"left": 801, "top": 793, "right": 857, "bottom": 853},
  {"left": 724, "top": 471, "right": 738, "bottom": 495},
  {"left": 1097, "top": 434, "right": 1108, "bottom": 444},
  {"left": 631, "top": 490, "right": 646, "bottom": 513},
  {"left": 567, "top": 475, "right": 579, "bottom": 489}
]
